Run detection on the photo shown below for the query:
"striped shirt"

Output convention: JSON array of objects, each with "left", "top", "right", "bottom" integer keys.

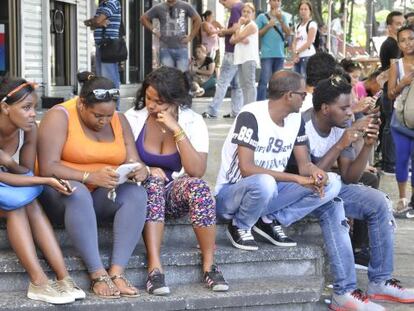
[{"left": 94, "top": 0, "right": 121, "bottom": 45}]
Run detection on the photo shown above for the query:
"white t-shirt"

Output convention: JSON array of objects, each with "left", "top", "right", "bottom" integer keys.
[
  {"left": 215, "top": 101, "right": 308, "bottom": 194},
  {"left": 331, "top": 18, "right": 343, "bottom": 36},
  {"left": 295, "top": 20, "right": 317, "bottom": 58},
  {"left": 234, "top": 21, "right": 260, "bottom": 67},
  {"left": 302, "top": 109, "right": 355, "bottom": 164}
]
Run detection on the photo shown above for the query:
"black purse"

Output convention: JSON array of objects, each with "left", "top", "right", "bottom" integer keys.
[{"left": 100, "top": 20, "right": 128, "bottom": 63}]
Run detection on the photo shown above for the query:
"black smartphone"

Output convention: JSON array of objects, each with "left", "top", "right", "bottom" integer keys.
[{"left": 52, "top": 175, "right": 72, "bottom": 193}]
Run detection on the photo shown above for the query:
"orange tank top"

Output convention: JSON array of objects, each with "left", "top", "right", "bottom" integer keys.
[{"left": 59, "top": 98, "right": 126, "bottom": 175}]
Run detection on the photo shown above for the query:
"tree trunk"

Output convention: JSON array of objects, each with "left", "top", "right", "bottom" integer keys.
[{"left": 347, "top": 0, "right": 354, "bottom": 42}]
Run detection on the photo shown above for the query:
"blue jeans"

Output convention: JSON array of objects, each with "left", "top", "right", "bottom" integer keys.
[
  {"left": 257, "top": 57, "right": 284, "bottom": 101},
  {"left": 215, "top": 173, "right": 362, "bottom": 295},
  {"left": 293, "top": 56, "right": 310, "bottom": 79},
  {"left": 208, "top": 52, "right": 243, "bottom": 117},
  {"left": 339, "top": 184, "right": 394, "bottom": 285},
  {"left": 159, "top": 47, "right": 189, "bottom": 72},
  {"left": 238, "top": 60, "right": 257, "bottom": 106},
  {"left": 95, "top": 46, "right": 121, "bottom": 110}
]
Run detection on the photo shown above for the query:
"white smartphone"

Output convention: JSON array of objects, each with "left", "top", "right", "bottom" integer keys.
[{"left": 115, "top": 162, "right": 143, "bottom": 185}]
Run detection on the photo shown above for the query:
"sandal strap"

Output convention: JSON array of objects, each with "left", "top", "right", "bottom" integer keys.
[
  {"left": 90, "top": 274, "right": 117, "bottom": 292},
  {"left": 110, "top": 274, "right": 133, "bottom": 288}
]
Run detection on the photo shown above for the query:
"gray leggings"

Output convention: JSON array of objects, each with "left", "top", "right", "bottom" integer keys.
[{"left": 39, "top": 181, "right": 147, "bottom": 273}]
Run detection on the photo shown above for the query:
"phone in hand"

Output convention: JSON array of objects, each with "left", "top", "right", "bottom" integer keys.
[
  {"left": 115, "top": 162, "right": 143, "bottom": 185},
  {"left": 52, "top": 175, "right": 73, "bottom": 193}
]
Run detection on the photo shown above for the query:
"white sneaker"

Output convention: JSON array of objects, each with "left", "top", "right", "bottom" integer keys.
[
  {"left": 56, "top": 276, "right": 86, "bottom": 300},
  {"left": 368, "top": 278, "right": 414, "bottom": 303},
  {"left": 27, "top": 280, "right": 75, "bottom": 305},
  {"left": 329, "top": 289, "right": 385, "bottom": 311}
]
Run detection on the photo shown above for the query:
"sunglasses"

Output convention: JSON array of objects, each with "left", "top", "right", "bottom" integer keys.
[
  {"left": 90, "top": 89, "right": 120, "bottom": 100},
  {"left": 1, "top": 82, "right": 37, "bottom": 103},
  {"left": 329, "top": 75, "right": 348, "bottom": 88},
  {"left": 169, "top": 6, "right": 174, "bottom": 18},
  {"left": 291, "top": 91, "right": 307, "bottom": 100}
]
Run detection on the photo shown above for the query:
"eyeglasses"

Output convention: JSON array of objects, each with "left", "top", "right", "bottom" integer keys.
[
  {"left": 291, "top": 91, "right": 307, "bottom": 100},
  {"left": 1, "top": 82, "right": 37, "bottom": 103},
  {"left": 90, "top": 89, "right": 120, "bottom": 100}
]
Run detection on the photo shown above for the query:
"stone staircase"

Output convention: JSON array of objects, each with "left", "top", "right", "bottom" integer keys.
[
  {"left": 1, "top": 98, "right": 331, "bottom": 310},
  {"left": 0, "top": 218, "right": 326, "bottom": 310}
]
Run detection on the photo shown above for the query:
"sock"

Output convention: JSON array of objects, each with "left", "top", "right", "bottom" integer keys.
[{"left": 261, "top": 216, "right": 273, "bottom": 224}]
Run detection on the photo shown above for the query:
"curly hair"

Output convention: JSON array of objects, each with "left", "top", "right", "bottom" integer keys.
[
  {"left": 134, "top": 66, "right": 192, "bottom": 110},
  {"left": 313, "top": 75, "right": 352, "bottom": 111}
]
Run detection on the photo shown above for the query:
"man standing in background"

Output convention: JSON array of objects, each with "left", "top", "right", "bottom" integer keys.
[
  {"left": 202, "top": 0, "right": 244, "bottom": 119},
  {"left": 84, "top": 0, "right": 121, "bottom": 109},
  {"left": 256, "top": 0, "right": 290, "bottom": 101},
  {"left": 378, "top": 11, "right": 404, "bottom": 175},
  {"left": 140, "top": 0, "right": 201, "bottom": 72}
]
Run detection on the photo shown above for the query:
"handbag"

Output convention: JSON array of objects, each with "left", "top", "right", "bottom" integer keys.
[
  {"left": 0, "top": 171, "right": 43, "bottom": 211},
  {"left": 100, "top": 18, "right": 128, "bottom": 63}
]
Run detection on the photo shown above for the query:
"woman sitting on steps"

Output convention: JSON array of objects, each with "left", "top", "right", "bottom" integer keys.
[
  {"left": 125, "top": 66, "right": 229, "bottom": 296},
  {"left": 37, "top": 72, "right": 148, "bottom": 299},
  {"left": 0, "top": 76, "right": 85, "bottom": 304}
]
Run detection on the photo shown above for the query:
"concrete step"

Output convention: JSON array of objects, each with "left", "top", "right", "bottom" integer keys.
[
  {"left": 0, "top": 241, "right": 324, "bottom": 293},
  {"left": 0, "top": 276, "right": 324, "bottom": 310},
  {"left": 0, "top": 218, "right": 322, "bottom": 250}
]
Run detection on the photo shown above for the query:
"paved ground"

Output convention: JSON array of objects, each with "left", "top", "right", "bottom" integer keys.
[{"left": 37, "top": 96, "right": 414, "bottom": 310}]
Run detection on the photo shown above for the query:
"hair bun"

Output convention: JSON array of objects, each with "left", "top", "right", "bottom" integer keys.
[{"left": 77, "top": 71, "right": 95, "bottom": 84}]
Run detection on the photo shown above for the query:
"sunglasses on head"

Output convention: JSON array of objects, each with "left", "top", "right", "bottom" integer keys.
[
  {"left": 329, "top": 75, "right": 348, "bottom": 88},
  {"left": 89, "top": 89, "right": 120, "bottom": 101}
]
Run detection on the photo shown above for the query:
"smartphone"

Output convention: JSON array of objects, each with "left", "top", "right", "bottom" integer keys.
[
  {"left": 52, "top": 175, "right": 72, "bottom": 193},
  {"left": 373, "top": 90, "right": 383, "bottom": 108}
]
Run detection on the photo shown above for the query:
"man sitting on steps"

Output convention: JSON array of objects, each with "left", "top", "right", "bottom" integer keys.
[{"left": 300, "top": 74, "right": 414, "bottom": 310}]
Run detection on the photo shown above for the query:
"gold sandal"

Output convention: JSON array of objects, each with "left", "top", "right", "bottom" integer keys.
[
  {"left": 110, "top": 274, "right": 139, "bottom": 298},
  {"left": 90, "top": 275, "right": 121, "bottom": 299}
]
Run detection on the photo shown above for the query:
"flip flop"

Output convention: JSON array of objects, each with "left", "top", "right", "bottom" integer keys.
[
  {"left": 90, "top": 275, "right": 120, "bottom": 299},
  {"left": 110, "top": 274, "right": 139, "bottom": 298}
]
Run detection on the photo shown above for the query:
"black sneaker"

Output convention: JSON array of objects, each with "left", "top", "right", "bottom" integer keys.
[
  {"left": 146, "top": 268, "right": 170, "bottom": 296},
  {"left": 354, "top": 248, "right": 369, "bottom": 271},
  {"left": 226, "top": 223, "right": 258, "bottom": 251},
  {"left": 202, "top": 112, "right": 217, "bottom": 119},
  {"left": 203, "top": 265, "right": 229, "bottom": 292},
  {"left": 252, "top": 218, "right": 297, "bottom": 247},
  {"left": 223, "top": 113, "right": 236, "bottom": 118}
]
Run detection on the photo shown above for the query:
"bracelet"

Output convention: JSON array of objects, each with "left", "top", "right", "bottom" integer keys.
[
  {"left": 175, "top": 133, "right": 187, "bottom": 143},
  {"left": 82, "top": 171, "right": 90, "bottom": 183},
  {"left": 173, "top": 128, "right": 185, "bottom": 138}
]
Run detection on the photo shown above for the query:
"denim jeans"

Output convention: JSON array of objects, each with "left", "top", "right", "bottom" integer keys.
[
  {"left": 215, "top": 173, "right": 364, "bottom": 295},
  {"left": 95, "top": 46, "right": 121, "bottom": 110},
  {"left": 339, "top": 184, "right": 394, "bottom": 285},
  {"left": 238, "top": 60, "right": 257, "bottom": 106},
  {"left": 257, "top": 57, "right": 284, "bottom": 101},
  {"left": 293, "top": 56, "right": 310, "bottom": 79},
  {"left": 159, "top": 47, "right": 189, "bottom": 72},
  {"left": 207, "top": 52, "right": 243, "bottom": 117}
]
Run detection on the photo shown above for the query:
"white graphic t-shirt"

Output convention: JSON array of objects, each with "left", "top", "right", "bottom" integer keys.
[
  {"left": 302, "top": 109, "right": 355, "bottom": 163},
  {"left": 215, "top": 101, "right": 308, "bottom": 194}
]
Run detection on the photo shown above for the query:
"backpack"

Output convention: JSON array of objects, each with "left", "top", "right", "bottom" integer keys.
[
  {"left": 395, "top": 59, "right": 414, "bottom": 129},
  {"left": 297, "top": 20, "right": 320, "bottom": 50}
]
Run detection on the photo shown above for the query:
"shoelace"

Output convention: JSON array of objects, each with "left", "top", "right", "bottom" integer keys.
[
  {"left": 385, "top": 278, "right": 402, "bottom": 289},
  {"left": 273, "top": 225, "right": 288, "bottom": 238},
  {"left": 64, "top": 277, "right": 81, "bottom": 290},
  {"left": 51, "top": 281, "right": 67, "bottom": 294},
  {"left": 351, "top": 289, "right": 368, "bottom": 302},
  {"left": 237, "top": 229, "right": 254, "bottom": 241}
]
